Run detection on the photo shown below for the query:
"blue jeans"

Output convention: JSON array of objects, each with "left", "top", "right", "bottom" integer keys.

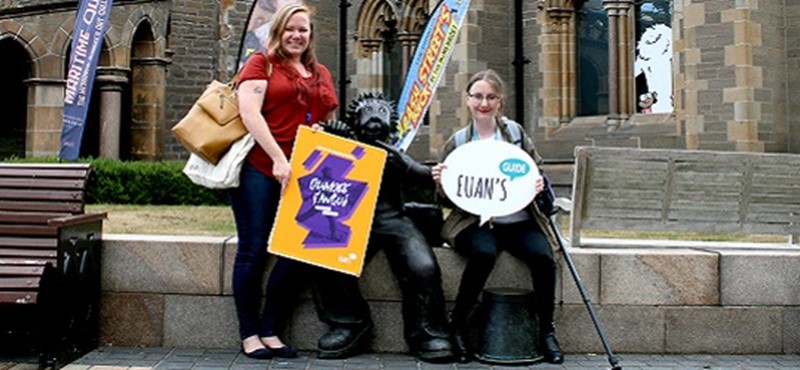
[{"left": 229, "top": 162, "right": 304, "bottom": 340}]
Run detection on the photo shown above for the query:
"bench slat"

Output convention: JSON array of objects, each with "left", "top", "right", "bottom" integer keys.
[
  {"left": 0, "top": 178, "right": 86, "bottom": 190},
  {"left": 0, "top": 200, "right": 83, "bottom": 214},
  {"left": 0, "top": 249, "right": 58, "bottom": 260},
  {"left": 0, "top": 291, "right": 38, "bottom": 304},
  {"left": 0, "top": 225, "right": 58, "bottom": 237},
  {"left": 0, "top": 211, "right": 70, "bottom": 224},
  {"left": 0, "top": 254, "right": 57, "bottom": 266},
  {"left": 0, "top": 265, "right": 45, "bottom": 275},
  {"left": 0, "top": 164, "right": 91, "bottom": 179},
  {"left": 0, "top": 189, "right": 85, "bottom": 202},
  {"left": 0, "top": 236, "right": 58, "bottom": 248},
  {"left": 0, "top": 276, "right": 42, "bottom": 289}
]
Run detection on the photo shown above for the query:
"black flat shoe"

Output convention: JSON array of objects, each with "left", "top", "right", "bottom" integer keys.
[
  {"left": 242, "top": 346, "right": 272, "bottom": 360},
  {"left": 268, "top": 345, "right": 298, "bottom": 358},
  {"left": 541, "top": 332, "right": 564, "bottom": 364}
]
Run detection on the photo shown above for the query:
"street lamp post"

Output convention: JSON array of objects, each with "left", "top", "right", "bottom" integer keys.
[{"left": 338, "top": 0, "right": 351, "bottom": 120}]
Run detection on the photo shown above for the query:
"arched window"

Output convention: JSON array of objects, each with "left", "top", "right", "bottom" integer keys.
[
  {"left": 355, "top": 0, "right": 427, "bottom": 98},
  {"left": 576, "top": 0, "right": 609, "bottom": 116},
  {"left": 540, "top": 0, "right": 674, "bottom": 126},
  {"left": 381, "top": 22, "right": 403, "bottom": 102}
]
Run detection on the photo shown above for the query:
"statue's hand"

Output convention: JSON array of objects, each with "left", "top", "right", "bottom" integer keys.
[
  {"left": 318, "top": 119, "right": 355, "bottom": 139},
  {"left": 375, "top": 140, "right": 431, "bottom": 178}
]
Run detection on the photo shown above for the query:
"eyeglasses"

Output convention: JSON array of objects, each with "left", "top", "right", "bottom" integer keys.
[{"left": 468, "top": 93, "right": 500, "bottom": 103}]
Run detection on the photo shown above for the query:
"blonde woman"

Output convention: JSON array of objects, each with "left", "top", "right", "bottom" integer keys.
[{"left": 232, "top": 3, "right": 337, "bottom": 359}]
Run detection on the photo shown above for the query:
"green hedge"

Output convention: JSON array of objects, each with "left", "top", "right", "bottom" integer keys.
[
  {"left": 4, "top": 157, "right": 436, "bottom": 206},
  {"left": 4, "top": 157, "right": 228, "bottom": 205},
  {"left": 89, "top": 158, "right": 228, "bottom": 205}
]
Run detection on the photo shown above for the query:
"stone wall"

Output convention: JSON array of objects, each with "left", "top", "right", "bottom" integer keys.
[
  {"left": 98, "top": 234, "right": 800, "bottom": 354},
  {"left": 788, "top": 1, "right": 800, "bottom": 154},
  {"left": 163, "top": 0, "right": 344, "bottom": 160},
  {"left": 3, "top": 0, "right": 799, "bottom": 160},
  {"left": 163, "top": 0, "right": 220, "bottom": 159}
]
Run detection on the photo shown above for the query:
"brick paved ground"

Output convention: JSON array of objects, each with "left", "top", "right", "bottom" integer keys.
[{"left": 4, "top": 347, "right": 800, "bottom": 370}]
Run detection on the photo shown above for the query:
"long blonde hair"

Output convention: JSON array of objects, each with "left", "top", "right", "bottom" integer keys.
[{"left": 266, "top": 4, "right": 317, "bottom": 70}]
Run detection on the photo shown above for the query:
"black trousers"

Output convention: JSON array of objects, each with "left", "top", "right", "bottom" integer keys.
[
  {"left": 451, "top": 218, "right": 557, "bottom": 334},
  {"left": 312, "top": 213, "right": 450, "bottom": 346}
]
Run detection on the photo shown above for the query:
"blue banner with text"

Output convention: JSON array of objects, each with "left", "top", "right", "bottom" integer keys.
[{"left": 59, "top": 0, "right": 114, "bottom": 160}]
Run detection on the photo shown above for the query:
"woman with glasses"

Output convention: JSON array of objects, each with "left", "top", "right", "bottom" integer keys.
[{"left": 431, "top": 69, "right": 564, "bottom": 364}]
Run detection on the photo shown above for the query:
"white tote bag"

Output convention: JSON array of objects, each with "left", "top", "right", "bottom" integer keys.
[{"left": 182, "top": 133, "right": 255, "bottom": 189}]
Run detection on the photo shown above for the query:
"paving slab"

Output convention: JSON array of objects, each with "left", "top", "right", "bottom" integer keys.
[{"left": 4, "top": 347, "right": 799, "bottom": 370}]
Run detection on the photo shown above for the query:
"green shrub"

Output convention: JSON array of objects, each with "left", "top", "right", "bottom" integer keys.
[
  {"left": 3, "top": 156, "right": 437, "bottom": 206},
  {"left": 3, "top": 156, "right": 228, "bottom": 205}
]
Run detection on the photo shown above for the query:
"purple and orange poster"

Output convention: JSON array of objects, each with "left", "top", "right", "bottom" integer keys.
[{"left": 268, "top": 126, "right": 386, "bottom": 276}]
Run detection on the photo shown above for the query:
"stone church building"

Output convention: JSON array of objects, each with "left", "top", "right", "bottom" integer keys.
[{"left": 1, "top": 0, "right": 798, "bottom": 167}]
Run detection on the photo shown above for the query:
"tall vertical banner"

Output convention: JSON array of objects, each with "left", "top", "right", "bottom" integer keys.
[
  {"left": 238, "top": 0, "right": 304, "bottom": 69},
  {"left": 394, "top": 0, "right": 471, "bottom": 151},
  {"left": 59, "top": 0, "right": 114, "bottom": 160}
]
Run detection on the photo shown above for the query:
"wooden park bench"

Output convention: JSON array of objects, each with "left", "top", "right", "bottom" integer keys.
[
  {"left": 562, "top": 146, "right": 800, "bottom": 248},
  {"left": 0, "top": 163, "right": 105, "bottom": 369}
]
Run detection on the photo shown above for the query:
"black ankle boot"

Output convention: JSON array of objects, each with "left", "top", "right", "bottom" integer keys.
[
  {"left": 451, "top": 326, "right": 471, "bottom": 363},
  {"left": 540, "top": 332, "right": 564, "bottom": 364},
  {"left": 413, "top": 337, "right": 455, "bottom": 363},
  {"left": 317, "top": 322, "right": 373, "bottom": 359}
]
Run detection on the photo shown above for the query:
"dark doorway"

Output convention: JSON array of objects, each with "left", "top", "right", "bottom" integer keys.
[{"left": 0, "top": 39, "right": 31, "bottom": 159}]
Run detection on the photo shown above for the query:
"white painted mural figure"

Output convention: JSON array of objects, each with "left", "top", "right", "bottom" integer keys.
[{"left": 634, "top": 23, "right": 673, "bottom": 113}]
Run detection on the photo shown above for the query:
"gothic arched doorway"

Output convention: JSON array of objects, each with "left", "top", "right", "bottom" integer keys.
[
  {"left": 129, "top": 20, "right": 164, "bottom": 160},
  {"left": 0, "top": 39, "right": 31, "bottom": 159}
]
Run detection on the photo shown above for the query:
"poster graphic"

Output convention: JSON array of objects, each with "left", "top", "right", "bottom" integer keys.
[
  {"left": 440, "top": 140, "right": 539, "bottom": 225},
  {"left": 269, "top": 126, "right": 386, "bottom": 276}
]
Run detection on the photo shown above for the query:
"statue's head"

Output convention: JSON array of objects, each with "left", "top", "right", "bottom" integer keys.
[{"left": 346, "top": 93, "right": 398, "bottom": 145}]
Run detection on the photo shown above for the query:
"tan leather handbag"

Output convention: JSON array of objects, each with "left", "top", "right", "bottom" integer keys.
[{"left": 172, "top": 59, "right": 271, "bottom": 164}]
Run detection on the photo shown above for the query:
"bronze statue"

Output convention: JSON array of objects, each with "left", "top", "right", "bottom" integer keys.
[{"left": 312, "top": 93, "right": 454, "bottom": 363}]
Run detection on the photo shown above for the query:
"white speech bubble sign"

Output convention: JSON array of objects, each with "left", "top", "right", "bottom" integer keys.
[{"left": 441, "top": 140, "right": 540, "bottom": 225}]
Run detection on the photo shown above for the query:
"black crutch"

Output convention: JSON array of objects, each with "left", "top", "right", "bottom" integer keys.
[{"left": 546, "top": 199, "right": 622, "bottom": 370}]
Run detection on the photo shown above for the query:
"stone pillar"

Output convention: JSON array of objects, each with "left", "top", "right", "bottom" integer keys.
[
  {"left": 130, "top": 57, "right": 169, "bottom": 160},
  {"left": 538, "top": 3, "right": 575, "bottom": 134},
  {"left": 397, "top": 32, "right": 418, "bottom": 79},
  {"left": 356, "top": 38, "right": 381, "bottom": 92},
  {"left": 722, "top": 5, "right": 765, "bottom": 152},
  {"left": 23, "top": 78, "right": 65, "bottom": 157},
  {"left": 603, "top": 0, "right": 634, "bottom": 128},
  {"left": 96, "top": 67, "right": 129, "bottom": 159}
]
